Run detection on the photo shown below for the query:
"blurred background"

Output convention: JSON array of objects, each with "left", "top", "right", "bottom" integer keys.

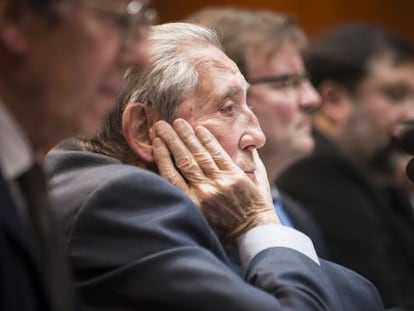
[{"left": 152, "top": 0, "right": 413, "bottom": 44}]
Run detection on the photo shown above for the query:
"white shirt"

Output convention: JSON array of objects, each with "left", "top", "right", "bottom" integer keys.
[
  {"left": 0, "top": 101, "right": 34, "bottom": 181},
  {"left": 0, "top": 100, "right": 35, "bottom": 215},
  {"left": 238, "top": 225, "right": 320, "bottom": 272}
]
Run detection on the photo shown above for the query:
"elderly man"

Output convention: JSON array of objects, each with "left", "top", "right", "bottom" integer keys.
[
  {"left": 0, "top": 0, "right": 153, "bottom": 310},
  {"left": 45, "top": 22, "right": 382, "bottom": 310},
  {"left": 187, "top": 7, "right": 327, "bottom": 256},
  {"left": 278, "top": 24, "right": 414, "bottom": 309}
]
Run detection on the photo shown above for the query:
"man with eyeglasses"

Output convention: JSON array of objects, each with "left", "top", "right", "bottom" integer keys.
[
  {"left": 277, "top": 24, "right": 414, "bottom": 309},
  {"left": 187, "top": 8, "right": 328, "bottom": 256},
  {"left": 0, "top": 0, "right": 154, "bottom": 310}
]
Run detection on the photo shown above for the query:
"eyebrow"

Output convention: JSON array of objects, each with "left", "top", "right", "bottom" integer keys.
[
  {"left": 248, "top": 73, "right": 308, "bottom": 85},
  {"left": 221, "top": 86, "right": 244, "bottom": 101}
]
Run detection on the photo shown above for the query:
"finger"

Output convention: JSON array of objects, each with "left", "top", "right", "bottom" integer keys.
[
  {"left": 153, "top": 120, "right": 204, "bottom": 182},
  {"left": 194, "top": 125, "right": 239, "bottom": 172},
  {"left": 173, "top": 119, "right": 219, "bottom": 173},
  {"left": 152, "top": 137, "right": 189, "bottom": 191},
  {"left": 253, "top": 149, "right": 273, "bottom": 205}
]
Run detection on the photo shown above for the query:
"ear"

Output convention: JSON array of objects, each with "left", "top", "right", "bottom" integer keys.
[
  {"left": 122, "top": 102, "right": 157, "bottom": 163},
  {"left": 0, "top": 1, "right": 31, "bottom": 54},
  {"left": 317, "top": 80, "right": 354, "bottom": 124}
]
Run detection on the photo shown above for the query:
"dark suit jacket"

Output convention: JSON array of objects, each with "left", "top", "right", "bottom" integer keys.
[
  {"left": 280, "top": 191, "right": 329, "bottom": 258},
  {"left": 44, "top": 141, "right": 383, "bottom": 311},
  {"left": 0, "top": 172, "right": 52, "bottom": 311},
  {"left": 278, "top": 130, "right": 414, "bottom": 309}
]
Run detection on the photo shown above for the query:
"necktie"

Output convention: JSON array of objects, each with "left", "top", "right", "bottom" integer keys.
[
  {"left": 18, "top": 164, "right": 50, "bottom": 257},
  {"left": 18, "top": 164, "right": 73, "bottom": 311},
  {"left": 273, "top": 196, "right": 294, "bottom": 228}
]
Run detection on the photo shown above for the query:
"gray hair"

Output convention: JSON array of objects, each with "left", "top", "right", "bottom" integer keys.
[
  {"left": 126, "top": 22, "right": 221, "bottom": 120},
  {"left": 81, "top": 22, "right": 222, "bottom": 163}
]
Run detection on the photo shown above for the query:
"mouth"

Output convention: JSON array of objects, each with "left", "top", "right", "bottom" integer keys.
[{"left": 297, "top": 119, "right": 312, "bottom": 131}]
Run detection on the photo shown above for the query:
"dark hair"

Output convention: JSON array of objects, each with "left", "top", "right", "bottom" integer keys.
[{"left": 305, "top": 23, "right": 414, "bottom": 93}]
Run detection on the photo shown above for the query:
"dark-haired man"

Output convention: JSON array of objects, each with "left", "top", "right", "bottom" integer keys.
[{"left": 278, "top": 23, "right": 414, "bottom": 309}]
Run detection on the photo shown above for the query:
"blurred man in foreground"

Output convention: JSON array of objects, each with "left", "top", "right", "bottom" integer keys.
[{"left": 0, "top": 0, "right": 153, "bottom": 309}]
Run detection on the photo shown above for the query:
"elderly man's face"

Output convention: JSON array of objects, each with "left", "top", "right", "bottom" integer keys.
[
  {"left": 175, "top": 46, "right": 265, "bottom": 183},
  {"left": 246, "top": 41, "right": 320, "bottom": 173},
  {"left": 15, "top": 0, "right": 150, "bottom": 148}
]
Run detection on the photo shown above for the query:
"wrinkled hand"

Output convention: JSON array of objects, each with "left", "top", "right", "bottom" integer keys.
[{"left": 151, "top": 118, "right": 279, "bottom": 245}]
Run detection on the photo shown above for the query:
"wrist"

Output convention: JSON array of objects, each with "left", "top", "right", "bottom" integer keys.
[{"left": 225, "top": 210, "right": 280, "bottom": 246}]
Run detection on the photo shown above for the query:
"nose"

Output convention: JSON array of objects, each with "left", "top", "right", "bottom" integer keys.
[
  {"left": 401, "top": 99, "right": 414, "bottom": 123},
  {"left": 239, "top": 107, "right": 266, "bottom": 151},
  {"left": 299, "top": 80, "right": 321, "bottom": 113},
  {"left": 120, "top": 25, "right": 151, "bottom": 70},
  {"left": 392, "top": 99, "right": 414, "bottom": 138}
]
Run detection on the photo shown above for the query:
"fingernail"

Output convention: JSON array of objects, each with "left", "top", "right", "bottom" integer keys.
[
  {"left": 195, "top": 125, "right": 209, "bottom": 137},
  {"left": 173, "top": 118, "right": 187, "bottom": 130},
  {"left": 174, "top": 118, "right": 184, "bottom": 126},
  {"left": 149, "top": 126, "right": 155, "bottom": 140}
]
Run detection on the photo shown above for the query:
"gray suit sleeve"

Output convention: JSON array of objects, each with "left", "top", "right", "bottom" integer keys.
[{"left": 55, "top": 166, "right": 382, "bottom": 311}]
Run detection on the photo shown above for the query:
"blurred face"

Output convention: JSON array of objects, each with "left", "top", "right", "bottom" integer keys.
[
  {"left": 21, "top": 0, "right": 151, "bottom": 148},
  {"left": 246, "top": 41, "right": 320, "bottom": 175},
  {"left": 345, "top": 57, "right": 414, "bottom": 161},
  {"left": 175, "top": 45, "right": 265, "bottom": 184}
]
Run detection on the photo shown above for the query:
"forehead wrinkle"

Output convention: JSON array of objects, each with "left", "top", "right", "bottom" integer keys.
[
  {"left": 184, "top": 50, "right": 249, "bottom": 109},
  {"left": 195, "top": 54, "right": 240, "bottom": 76}
]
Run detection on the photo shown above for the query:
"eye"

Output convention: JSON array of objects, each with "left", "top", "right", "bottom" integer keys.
[
  {"left": 113, "top": 14, "right": 131, "bottom": 29},
  {"left": 381, "top": 85, "right": 411, "bottom": 103},
  {"left": 220, "top": 100, "right": 235, "bottom": 115},
  {"left": 269, "top": 76, "right": 292, "bottom": 90}
]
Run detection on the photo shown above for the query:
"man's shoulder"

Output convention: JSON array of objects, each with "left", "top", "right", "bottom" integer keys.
[
  {"left": 279, "top": 131, "right": 368, "bottom": 191},
  {"left": 45, "top": 139, "right": 116, "bottom": 178},
  {"left": 45, "top": 139, "right": 175, "bottom": 193},
  {"left": 44, "top": 140, "right": 207, "bottom": 241}
]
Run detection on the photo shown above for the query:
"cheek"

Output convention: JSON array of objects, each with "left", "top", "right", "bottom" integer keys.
[
  {"left": 74, "top": 21, "right": 121, "bottom": 78},
  {"left": 256, "top": 102, "right": 295, "bottom": 135},
  {"left": 366, "top": 101, "right": 399, "bottom": 134},
  {"left": 274, "top": 103, "right": 296, "bottom": 126},
  {"left": 50, "top": 27, "right": 119, "bottom": 101},
  {"left": 201, "top": 122, "right": 238, "bottom": 159}
]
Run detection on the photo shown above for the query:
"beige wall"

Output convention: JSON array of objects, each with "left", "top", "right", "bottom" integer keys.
[{"left": 153, "top": 0, "right": 413, "bottom": 44}]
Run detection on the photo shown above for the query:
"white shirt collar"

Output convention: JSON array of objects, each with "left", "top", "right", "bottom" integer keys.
[{"left": 0, "top": 101, "right": 34, "bottom": 181}]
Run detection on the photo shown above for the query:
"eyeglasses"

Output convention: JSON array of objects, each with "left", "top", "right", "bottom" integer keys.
[
  {"left": 55, "top": 0, "right": 158, "bottom": 49},
  {"left": 89, "top": 0, "right": 157, "bottom": 48},
  {"left": 248, "top": 73, "right": 309, "bottom": 95}
]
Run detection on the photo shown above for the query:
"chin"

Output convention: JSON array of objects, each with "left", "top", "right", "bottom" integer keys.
[
  {"left": 290, "top": 140, "right": 314, "bottom": 160},
  {"left": 81, "top": 106, "right": 114, "bottom": 137},
  {"left": 78, "top": 117, "right": 104, "bottom": 138}
]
